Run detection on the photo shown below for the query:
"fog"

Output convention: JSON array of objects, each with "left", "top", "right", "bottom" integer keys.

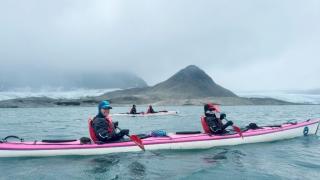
[{"left": 0, "top": 0, "right": 319, "bottom": 91}]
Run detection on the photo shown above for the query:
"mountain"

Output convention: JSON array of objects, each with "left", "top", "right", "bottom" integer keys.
[
  {"left": 147, "top": 65, "right": 237, "bottom": 98},
  {"left": 101, "top": 65, "right": 237, "bottom": 101}
]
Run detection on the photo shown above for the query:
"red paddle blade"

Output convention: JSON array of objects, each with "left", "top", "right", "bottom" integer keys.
[
  {"left": 130, "top": 135, "right": 145, "bottom": 151},
  {"left": 232, "top": 125, "right": 243, "bottom": 138}
]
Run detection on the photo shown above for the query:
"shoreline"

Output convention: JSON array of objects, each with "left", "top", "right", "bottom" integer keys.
[{"left": 0, "top": 96, "right": 314, "bottom": 108}]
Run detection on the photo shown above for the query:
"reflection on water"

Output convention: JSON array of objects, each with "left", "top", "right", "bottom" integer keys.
[
  {"left": 128, "top": 161, "right": 146, "bottom": 179},
  {"left": 203, "top": 150, "right": 228, "bottom": 163},
  {"left": 87, "top": 155, "right": 120, "bottom": 174},
  {"left": 202, "top": 148, "right": 246, "bottom": 168}
]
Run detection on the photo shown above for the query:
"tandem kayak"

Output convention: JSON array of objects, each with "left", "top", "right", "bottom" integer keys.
[
  {"left": 112, "top": 111, "right": 178, "bottom": 117},
  {"left": 0, "top": 119, "right": 319, "bottom": 158}
]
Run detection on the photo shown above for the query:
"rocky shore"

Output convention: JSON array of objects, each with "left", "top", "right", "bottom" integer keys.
[{"left": 0, "top": 96, "right": 300, "bottom": 108}]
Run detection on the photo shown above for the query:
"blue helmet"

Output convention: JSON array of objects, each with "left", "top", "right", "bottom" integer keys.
[{"left": 99, "top": 100, "right": 112, "bottom": 110}]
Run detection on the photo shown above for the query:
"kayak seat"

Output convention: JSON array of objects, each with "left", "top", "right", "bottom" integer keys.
[
  {"left": 201, "top": 116, "right": 211, "bottom": 134},
  {"left": 88, "top": 118, "right": 98, "bottom": 143}
]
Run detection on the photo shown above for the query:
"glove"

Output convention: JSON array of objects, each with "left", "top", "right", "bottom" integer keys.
[
  {"left": 226, "top": 121, "right": 233, "bottom": 126},
  {"left": 120, "top": 129, "right": 130, "bottom": 136},
  {"left": 113, "top": 121, "right": 119, "bottom": 128},
  {"left": 220, "top": 113, "right": 226, "bottom": 120}
]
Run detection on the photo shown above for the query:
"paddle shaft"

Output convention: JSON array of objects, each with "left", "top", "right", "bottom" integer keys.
[
  {"left": 116, "top": 127, "right": 145, "bottom": 151},
  {"left": 224, "top": 118, "right": 243, "bottom": 138}
]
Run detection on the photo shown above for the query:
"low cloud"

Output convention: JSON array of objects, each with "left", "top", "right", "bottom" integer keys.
[{"left": 0, "top": 0, "right": 319, "bottom": 91}]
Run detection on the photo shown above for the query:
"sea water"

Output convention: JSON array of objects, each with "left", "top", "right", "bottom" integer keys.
[{"left": 0, "top": 105, "right": 320, "bottom": 180}]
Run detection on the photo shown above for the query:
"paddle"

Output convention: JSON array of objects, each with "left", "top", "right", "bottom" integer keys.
[
  {"left": 129, "top": 134, "right": 145, "bottom": 151},
  {"left": 117, "top": 127, "right": 145, "bottom": 151},
  {"left": 222, "top": 115, "right": 243, "bottom": 139},
  {"left": 232, "top": 125, "right": 243, "bottom": 139}
]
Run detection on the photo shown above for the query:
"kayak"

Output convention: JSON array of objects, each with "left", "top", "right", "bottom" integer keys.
[
  {"left": 112, "top": 111, "right": 178, "bottom": 117},
  {"left": 0, "top": 118, "right": 319, "bottom": 158}
]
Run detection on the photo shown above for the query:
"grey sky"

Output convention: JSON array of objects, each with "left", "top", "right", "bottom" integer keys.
[{"left": 0, "top": 0, "right": 319, "bottom": 91}]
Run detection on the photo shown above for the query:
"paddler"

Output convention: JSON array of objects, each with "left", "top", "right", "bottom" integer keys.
[
  {"left": 204, "top": 103, "right": 233, "bottom": 134},
  {"left": 129, "top": 104, "right": 138, "bottom": 114},
  {"left": 147, "top": 105, "right": 157, "bottom": 113},
  {"left": 92, "top": 100, "right": 129, "bottom": 142}
]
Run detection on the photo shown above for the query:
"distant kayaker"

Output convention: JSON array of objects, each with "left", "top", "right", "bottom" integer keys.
[
  {"left": 147, "top": 105, "right": 157, "bottom": 114},
  {"left": 204, "top": 103, "right": 233, "bottom": 134},
  {"left": 92, "top": 100, "right": 129, "bottom": 143},
  {"left": 129, "top": 104, "right": 137, "bottom": 114}
]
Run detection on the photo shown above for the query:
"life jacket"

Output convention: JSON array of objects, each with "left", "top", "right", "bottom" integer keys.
[
  {"left": 201, "top": 115, "right": 224, "bottom": 134},
  {"left": 88, "top": 118, "right": 98, "bottom": 142},
  {"left": 88, "top": 116, "right": 114, "bottom": 143},
  {"left": 106, "top": 116, "right": 114, "bottom": 133},
  {"left": 201, "top": 116, "right": 211, "bottom": 133}
]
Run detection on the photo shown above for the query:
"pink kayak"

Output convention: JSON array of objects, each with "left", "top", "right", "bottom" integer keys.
[{"left": 0, "top": 118, "right": 319, "bottom": 158}]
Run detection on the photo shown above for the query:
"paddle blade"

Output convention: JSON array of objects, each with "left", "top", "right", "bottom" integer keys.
[
  {"left": 130, "top": 135, "right": 145, "bottom": 151},
  {"left": 232, "top": 125, "right": 243, "bottom": 139}
]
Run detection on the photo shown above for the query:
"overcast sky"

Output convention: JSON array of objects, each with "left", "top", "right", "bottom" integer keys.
[{"left": 0, "top": 0, "right": 319, "bottom": 91}]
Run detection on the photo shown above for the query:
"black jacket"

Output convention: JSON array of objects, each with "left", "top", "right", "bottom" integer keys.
[
  {"left": 205, "top": 114, "right": 223, "bottom": 131},
  {"left": 205, "top": 114, "right": 233, "bottom": 134},
  {"left": 130, "top": 107, "right": 137, "bottom": 114},
  {"left": 92, "top": 117, "right": 115, "bottom": 142}
]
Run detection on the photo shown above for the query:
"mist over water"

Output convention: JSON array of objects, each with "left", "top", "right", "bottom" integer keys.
[
  {"left": 237, "top": 91, "right": 320, "bottom": 104},
  {"left": 0, "top": 88, "right": 119, "bottom": 101}
]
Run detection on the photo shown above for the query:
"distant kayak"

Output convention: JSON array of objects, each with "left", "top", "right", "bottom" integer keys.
[
  {"left": 0, "top": 119, "right": 319, "bottom": 158},
  {"left": 112, "top": 111, "right": 178, "bottom": 117}
]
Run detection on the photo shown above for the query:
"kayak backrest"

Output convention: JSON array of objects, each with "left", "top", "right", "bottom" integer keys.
[
  {"left": 88, "top": 118, "right": 98, "bottom": 143},
  {"left": 201, "top": 116, "right": 211, "bottom": 134}
]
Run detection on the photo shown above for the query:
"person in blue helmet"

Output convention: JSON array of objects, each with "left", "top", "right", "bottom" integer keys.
[{"left": 92, "top": 100, "right": 129, "bottom": 143}]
